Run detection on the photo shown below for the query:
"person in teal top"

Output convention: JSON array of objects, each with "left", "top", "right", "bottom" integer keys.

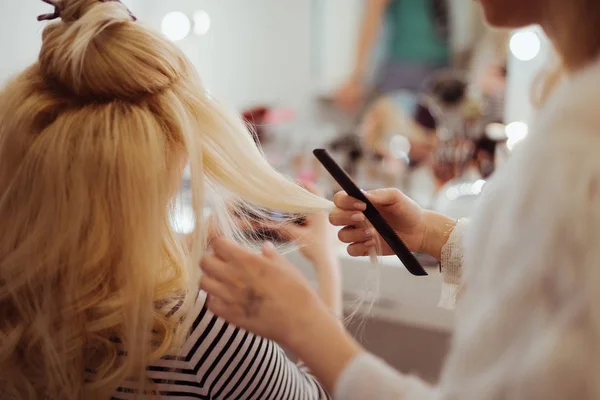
[
  {"left": 385, "top": 0, "right": 449, "bottom": 64},
  {"left": 336, "top": 0, "right": 450, "bottom": 111}
]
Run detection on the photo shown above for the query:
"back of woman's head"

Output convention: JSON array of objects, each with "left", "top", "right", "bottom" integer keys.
[{"left": 0, "top": 1, "right": 331, "bottom": 398}]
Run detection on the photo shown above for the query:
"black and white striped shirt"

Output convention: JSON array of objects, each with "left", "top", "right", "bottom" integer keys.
[{"left": 114, "top": 292, "right": 329, "bottom": 399}]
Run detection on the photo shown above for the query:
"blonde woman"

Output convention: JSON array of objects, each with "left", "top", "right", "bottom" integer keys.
[
  {"left": 200, "top": 0, "right": 600, "bottom": 399},
  {"left": 0, "top": 0, "right": 339, "bottom": 399}
]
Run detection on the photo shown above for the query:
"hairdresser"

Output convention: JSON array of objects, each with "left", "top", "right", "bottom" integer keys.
[{"left": 200, "top": 0, "right": 600, "bottom": 398}]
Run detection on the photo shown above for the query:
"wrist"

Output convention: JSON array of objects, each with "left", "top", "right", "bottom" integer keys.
[
  {"left": 421, "top": 211, "right": 457, "bottom": 261},
  {"left": 283, "top": 305, "right": 362, "bottom": 392},
  {"left": 282, "top": 299, "right": 333, "bottom": 349}
]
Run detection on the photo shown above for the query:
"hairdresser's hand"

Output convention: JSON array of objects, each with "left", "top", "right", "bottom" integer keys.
[
  {"left": 330, "top": 188, "right": 456, "bottom": 260},
  {"left": 201, "top": 239, "right": 362, "bottom": 393},
  {"left": 201, "top": 239, "right": 326, "bottom": 345}
]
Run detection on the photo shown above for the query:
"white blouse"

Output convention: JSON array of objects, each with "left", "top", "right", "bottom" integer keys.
[{"left": 334, "top": 59, "right": 600, "bottom": 399}]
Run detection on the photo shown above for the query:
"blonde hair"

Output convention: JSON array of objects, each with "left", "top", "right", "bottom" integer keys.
[{"left": 0, "top": 1, "right": 332, "bottom": 398}]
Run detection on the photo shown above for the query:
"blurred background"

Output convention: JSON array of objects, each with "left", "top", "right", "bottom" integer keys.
[{"left": 1, "top": 0, "right": 552, "bottom": 383}]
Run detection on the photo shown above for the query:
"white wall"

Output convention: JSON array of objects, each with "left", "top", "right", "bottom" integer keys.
[
  {"left": 504, "top": 28, "right": 551, "bottom": 124},
  {"left": 135, "top": 0, "right": 314, "bottom": 113},
  {"left": 315, "top": 0, "right": 363, "bottom": 94},
  {"left": 0, "top": 0, "right": 135, "bottom": 85},
  {"left": 1, "top": 0, "right": 314, "bottom": 115},
  {"left": 0, "top": 0, "right": 48, "bottom": 84}
]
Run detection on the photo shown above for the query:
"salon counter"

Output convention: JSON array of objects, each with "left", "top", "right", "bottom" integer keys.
[{"left": 287, "top": 249, "right": 454, "bottom": 334}]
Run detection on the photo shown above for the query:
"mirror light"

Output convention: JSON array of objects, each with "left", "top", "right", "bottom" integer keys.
[
  {"left": 506, "top": 121, "right": 529, "bottom": 150},
  {"left": 486, "top": 122, "right": 507, "bottom": 141},
  {"left": 193, "top": 10, "right": 212, "bottom": 36},
  {"left": 510, "top": 30, "right": 541, "bottom": 61},
  {"left": 445, "top": 180, "right": 486, "bottom": 201},
  {"left": 162, "top": 11, "right": 191, "bottom": 42}
]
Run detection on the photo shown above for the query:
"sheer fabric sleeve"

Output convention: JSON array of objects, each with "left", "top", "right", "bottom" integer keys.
[{"left": 438, "top": 218, "right": 469, "bottom": 309}]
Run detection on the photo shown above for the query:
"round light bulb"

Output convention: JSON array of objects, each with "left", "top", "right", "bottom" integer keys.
[
  {"left": 193, "top": 10, "right": 212, "bottom": 36},
  {"left": 485, "top": 122, "right": 507, "bottom": 141},
  {"left": 510, "top": 31, "right": 541, "bottom": 61},
  {"left": 505, "top": 121, "right": 529, "bottom": 150},
  {"left": 161, "top": 11, "right": 191, "bottom": 42}
]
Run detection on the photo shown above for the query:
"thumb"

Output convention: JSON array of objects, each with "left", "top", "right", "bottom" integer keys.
[{"left": 365, "top": 188, "right": 405, "bottom": 207}]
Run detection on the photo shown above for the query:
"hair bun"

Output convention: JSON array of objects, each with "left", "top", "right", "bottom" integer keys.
[{"left": 39, "top": 0, "right": 187, "bottom": 101}]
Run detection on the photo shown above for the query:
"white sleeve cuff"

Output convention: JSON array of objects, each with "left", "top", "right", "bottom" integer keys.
[
  {"left": 438, "top": 281, "right": 461, "bottom": 310},
  {"left": 438, "top": 218, "right": 469, "bottom": 309}
]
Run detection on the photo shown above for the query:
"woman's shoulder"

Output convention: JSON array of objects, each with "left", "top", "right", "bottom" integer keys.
[
  {"left": 137, "top": 292, "right": 269, "bottom": 396},
  {"left": 136, "top": 291, "right": 329, "bottom": 399}
]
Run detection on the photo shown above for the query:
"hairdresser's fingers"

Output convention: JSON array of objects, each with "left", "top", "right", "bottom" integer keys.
[
  {"left": 346, "top": 242, "right": 376, "bottom": 257},
  {"left": 329, "top": 209, "right": 365, "bottom": 226},
  {"left": 200, "top": 253, "right": 237, "bottom": 285},
  {"left": 333, "top": 191, "right": 367, "bottom": 211},
  {"left": 200, "top": 276, "right": 237, "bottom": 304},
  {"left": 212, "top": 237, "right": 253, "bottom": 263},
  {"left": 338, "top": 226, "right": 375, "bottom": 244},
  {"left": 364, "top": 188, "right": 405, "bottom": 207}
]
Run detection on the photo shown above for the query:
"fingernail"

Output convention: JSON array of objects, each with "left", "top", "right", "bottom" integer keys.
[
  {"left": 351, "top": 213, "right": 364, "bottom": 222},
  {"left": 365, "top": 229, "right": 372, "bottom": 237},
  {"left": 263, "top": 241, "right": 275, "bottom": 250},
  {"left": 354, "top": 202, "right": 366, "bottom": 211}
]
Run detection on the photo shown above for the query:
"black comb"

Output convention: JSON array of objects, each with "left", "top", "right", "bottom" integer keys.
[{"left": 313, "top": 149, "right": 427, "bottom": 276}]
